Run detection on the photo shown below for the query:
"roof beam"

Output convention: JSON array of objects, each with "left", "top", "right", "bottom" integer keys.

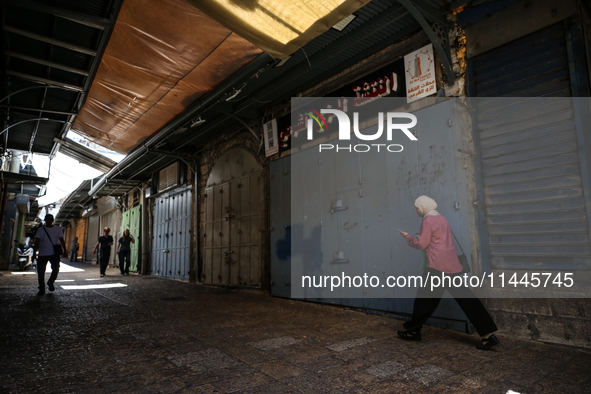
[
  {"left": 5, "top": 70, "right": 85, "bottom": 92},
  {"left": 148, "top": 149, "right": 194, "bottom": 160},
  {"left": 406, "top": 0, "right": 448, "bottom": 25},
  {"left": 2, "top": 0, "right": 111, "bottom": 30},
  {"left": 0, "top": 104, "right": 76, "bottom": 116},
  {"left": 55, "top": 139, "right": 117, "bottom": 173},
  {"left": 5, "top": 50, "right": 89, "bottom": 76},
  {"left": 3, "top": 25, "right": 97, "bottom": 56}
]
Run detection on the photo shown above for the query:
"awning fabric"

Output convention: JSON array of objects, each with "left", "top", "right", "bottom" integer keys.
[
  {"left": 187, "top": 0, "right": 372, "bottom": 59},
  {"left": 71, "top": 0, "right": 262, "bottom": 154}
]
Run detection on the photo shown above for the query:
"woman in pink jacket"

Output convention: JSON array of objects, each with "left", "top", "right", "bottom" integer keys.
[{"left": 398, "top": 196, "right": 500, "bottom": 350}]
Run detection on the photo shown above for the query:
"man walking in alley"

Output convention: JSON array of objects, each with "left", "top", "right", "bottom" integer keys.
[
  {"left": 93, "top": 227, "right": 113, "bottom": 277},
  {"left": 34, "top": 214, "right": 68, "bottom": 296}
]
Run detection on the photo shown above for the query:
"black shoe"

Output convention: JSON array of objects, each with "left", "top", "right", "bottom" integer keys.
[
  {"left": 37, "top": 290, "right": 45, "bottom": 296},
  {"left": 476, "top": 334, "right": 500, "bottom": 350},
  {"left": 48, "top": 282, "right": 55, "bottom": 292},
  {"left": 398, "top": 330, "right": 421, "bottom": 341}
]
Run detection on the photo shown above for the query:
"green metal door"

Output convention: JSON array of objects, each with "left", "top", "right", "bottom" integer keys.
[{"left": 121, "top": 205, "right": 142, "bottom": 272}]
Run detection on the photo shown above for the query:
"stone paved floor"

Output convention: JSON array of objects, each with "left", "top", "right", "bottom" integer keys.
[{"left": 1, "top": 260, "right": 590, "bottom": 393}]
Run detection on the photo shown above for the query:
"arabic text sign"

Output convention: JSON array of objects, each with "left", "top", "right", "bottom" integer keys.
[
  {"left": 264, "top": 119, "right": 279, "bottom": 157},
  {"left": 404, "top": 43, "right": 436, "bottom": 103}
]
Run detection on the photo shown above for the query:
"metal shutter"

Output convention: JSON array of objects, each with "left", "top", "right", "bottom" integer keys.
[
  {"left": 158, "top": 162, "right": 178, "bottom": 192},
  {"left": 471, "top": 23, "right": 591, "bottom": 269}
]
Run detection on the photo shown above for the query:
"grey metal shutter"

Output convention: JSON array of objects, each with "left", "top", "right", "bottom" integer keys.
[{"left": 471, "top": 23, "right": 591, "bottom": 268}]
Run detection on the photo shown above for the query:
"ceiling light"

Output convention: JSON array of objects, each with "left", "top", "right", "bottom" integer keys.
[
  {"left": 332, "top": 14, "right": 356, "bottom": 31},
  {"left": 190, "top": 117, "right": 206, "bottom": 128}
]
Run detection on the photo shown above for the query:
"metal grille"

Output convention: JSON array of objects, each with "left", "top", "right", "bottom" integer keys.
[
  {"left": 472, "top": 24, "right": 591, "bottom": 269},
  {"left": 158, "top": 162, "right": 178, "bottom": 192}
]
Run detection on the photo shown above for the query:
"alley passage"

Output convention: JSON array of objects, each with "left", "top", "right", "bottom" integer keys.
[{"left": 1, "top": 261, "right": 590, "bottom": 393}]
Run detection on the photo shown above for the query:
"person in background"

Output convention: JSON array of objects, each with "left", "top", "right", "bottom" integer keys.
[
  {"left": 93, "top": 227, "right": 113, "bottom": 277},
  {"left": 34, "top": 214, "right": 68, "bottom": 296},
  {"left": 117, "top": 229, "right": 135, "bottom": 275},
  {"left": 397, "top": 195, "right": 500, "bottom": 351},
  {"left": 70, "top": 236, "right": 80, "bottom": 262}
]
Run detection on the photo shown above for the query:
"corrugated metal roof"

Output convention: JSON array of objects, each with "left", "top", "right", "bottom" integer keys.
[{"left": 0, "top": 0, "right": 123, "bottom": 156}]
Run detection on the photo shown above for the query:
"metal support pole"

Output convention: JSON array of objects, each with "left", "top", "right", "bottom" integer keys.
[{"left": 140, "top": 184, "right": 150, "bottom": 275}]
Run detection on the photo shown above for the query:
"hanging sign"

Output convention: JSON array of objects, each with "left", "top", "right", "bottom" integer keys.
[
  {"left": 352, "top": 73, "right": 397, "bottom": 106},
  {"left": 404, "top": 43, "right": 436, "bottom": 103},
  {"left": 263, "top": 119, "right": 279, "bottom": 157}
]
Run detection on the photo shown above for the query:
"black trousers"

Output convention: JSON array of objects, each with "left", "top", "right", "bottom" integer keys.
[
  {"left": 99, "top": 250, "right": 110, "bottom": 275},
  {"left": 403, "top": 268, "right": 498, "bottom": 337},
  {"left": 37, "top": 254, "right": 60, "bottom": 291},
  {"left": 118, "top": 250, "right": 131, "bottom": 274}
]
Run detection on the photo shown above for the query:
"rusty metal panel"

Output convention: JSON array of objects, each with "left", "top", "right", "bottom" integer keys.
[{"left": 76, "top": 217, "right": 87, "bottom": 261}]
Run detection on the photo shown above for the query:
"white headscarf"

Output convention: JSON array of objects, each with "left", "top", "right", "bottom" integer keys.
[{"left": 414, "top": 195, "right": 441, "bottom": 218}]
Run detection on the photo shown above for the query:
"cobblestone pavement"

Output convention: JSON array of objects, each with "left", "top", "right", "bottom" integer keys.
[{"left": 1, "top": 260, "right": 590, "bottom": 394}]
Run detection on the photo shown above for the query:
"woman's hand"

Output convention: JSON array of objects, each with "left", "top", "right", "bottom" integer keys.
[{"left": 397, "top": 229, "right": 408, "bottom": 237}]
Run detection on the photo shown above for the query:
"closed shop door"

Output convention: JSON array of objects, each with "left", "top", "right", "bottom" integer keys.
[
  {"left": 289, "top": 100, "right": 472, "bottom": 331},
  {"left": 86, "top": 215, "right": 99, "bottom": 261},
  {"left": 121, "top": 205, "right": 141, "bottom": 272},
  {"left": 471, "top": 23, "right": 591, "bottom": 269},
  {"left": 76, "top": 217, "right": 87, "bottom": 261},
  {"left": 203, "top": 148, "right": 262, "bottom": 287},
  {"left": 152, "top": 187, "right": 191, "bottom": 280}
]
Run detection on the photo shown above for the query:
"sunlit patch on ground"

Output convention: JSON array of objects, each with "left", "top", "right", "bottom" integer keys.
[
  {"left": 47, "top": 263, "right": 85, "bottom": 273},
  {"left": 61, "top": 283, "right": 127, "bottom": 290}
]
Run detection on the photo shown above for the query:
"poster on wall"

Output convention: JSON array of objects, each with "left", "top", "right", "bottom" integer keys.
[
  {"left": 263, "top": 118, "right": 279, "bottom": 157},
  {"left": 404, "top": 43, "right": 437, "bottom": 103}
]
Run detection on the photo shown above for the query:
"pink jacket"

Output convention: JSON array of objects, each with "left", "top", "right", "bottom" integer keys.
[{"left": 405, "top": 215, "right": 463, "bottom": 274}]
